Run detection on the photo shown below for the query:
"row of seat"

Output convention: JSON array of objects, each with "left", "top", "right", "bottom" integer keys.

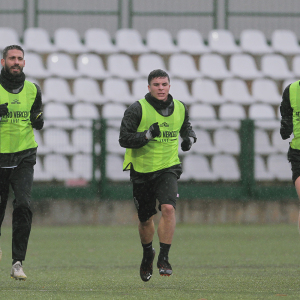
[
  {"left": 3, "top": 27, "right": 300, "bottom": 56},
  {"left": 25, "top": 51, "right": 300, "bottom": 82}
]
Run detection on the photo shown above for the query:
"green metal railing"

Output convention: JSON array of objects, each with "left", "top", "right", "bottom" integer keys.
[{"left": 128, "top": 0, "right": 218, "bottom": 29}]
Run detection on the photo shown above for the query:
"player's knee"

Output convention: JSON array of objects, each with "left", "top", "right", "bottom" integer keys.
[{"left": 161, "top": 204, "right": 175, "bottom": 217}]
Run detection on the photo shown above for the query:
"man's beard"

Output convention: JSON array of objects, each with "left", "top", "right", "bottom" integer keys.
[{"left": 4, "top": 64, "right": 23, "bottom": 76}]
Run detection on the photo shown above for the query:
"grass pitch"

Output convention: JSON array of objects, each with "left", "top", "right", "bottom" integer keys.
[{"left": 0, "top": 223, "right": 299, "bottom": 299}]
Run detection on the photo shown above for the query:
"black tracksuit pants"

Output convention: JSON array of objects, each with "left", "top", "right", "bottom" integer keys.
[{"left": 0, "top": 154, "right": 35, "bottom": 261}]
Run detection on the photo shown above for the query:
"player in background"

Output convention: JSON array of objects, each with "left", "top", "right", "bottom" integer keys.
[
  {"left": 119, "top": 69, "right": 196, "bottom": 282},
  {"left": 0, "top": 45, "right": 44, "bottom": 280}
]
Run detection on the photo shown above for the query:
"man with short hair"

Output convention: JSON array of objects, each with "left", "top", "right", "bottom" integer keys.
[
  {"left": 119, "top": 69, "right": 196, "bottom": 282},
  {"left": 0, "top": 45, "right": 44, "bottom": 280}
]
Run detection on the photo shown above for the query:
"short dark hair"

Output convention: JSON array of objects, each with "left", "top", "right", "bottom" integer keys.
[
  {"left": 148, "top": 69, "right": 170, "bottom": 85},
  {"left": 3, "top": 45, "right": 24, "bottom": 59}
]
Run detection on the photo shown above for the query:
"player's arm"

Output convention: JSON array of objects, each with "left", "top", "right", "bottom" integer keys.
[
  {"left": 280, "top": 84, "right": 293, "bottom": 140},
  {"left": 119, "top": 101, "right": 149, "bottom": 149},
  {"left": 30, "top": 83, "right": 44, "bottom": 130}
]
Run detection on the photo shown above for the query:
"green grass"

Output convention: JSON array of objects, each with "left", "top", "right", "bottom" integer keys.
[{"left": 0, "top": 224, "right": 300, "bottom": 299}]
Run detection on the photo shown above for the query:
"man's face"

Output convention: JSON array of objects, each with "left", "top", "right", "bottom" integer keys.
[
  {"left": 1, "top": 49, "right": 25, "bottom": 76},
  {"left": 148, "top": 76, "right": 170, "bottom": 101}
]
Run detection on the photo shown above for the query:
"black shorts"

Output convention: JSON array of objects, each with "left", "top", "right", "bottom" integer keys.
[
  {"left": 133, "top": 172, "right": 179, "bottom": 222},
  {"left": 287, "top": 146, "right": 300, "bottom": 184}
]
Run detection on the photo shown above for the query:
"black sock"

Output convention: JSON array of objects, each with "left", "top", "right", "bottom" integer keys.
[
  {"left": 142, "top": 241, "right": 153, "bottom": 257},
  {"left": 12, "top": 259, "right": 22, "bottom": 265},
  {"left": 159, "top": 242, "right": 171, "bottom": 260}
]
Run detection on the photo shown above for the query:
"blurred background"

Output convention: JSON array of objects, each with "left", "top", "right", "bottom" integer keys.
[{"left": 2, "top": 0, "right": 300, "bottom": 225}]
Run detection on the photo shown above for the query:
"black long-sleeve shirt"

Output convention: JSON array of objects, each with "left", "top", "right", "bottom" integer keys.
[
  {"left": 280, "top": 84, "right": 293, "bottom": 140},
  {"left": 119, "top": 93, "right": 196, "bottom": 183}
]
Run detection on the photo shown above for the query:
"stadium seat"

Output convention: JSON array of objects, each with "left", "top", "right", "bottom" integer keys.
[
  {"left": 169, "top": 78, "right": 195, "bottom": 104},
  {"left": 181, "top": 154, "right": 218, "bottom": 181},
  {"left": 200, "top": 54, "right": 232, "bottom": 80},
  {"left": 255, "top": 155, "right": 275, "bottom": 181},
  {"left": 240, "top": 29, "right": 273, "bottom": 55},
  {"left": 177, "top": 29, "right": 210, "bottom": 55},
  {"left": 0, "top": 27, "right": 21, "bottom": 51},
  {"left": 43, "top": 128, "right": 76, "bottom": 155},
  {"left": 292, "top": 56, "right": 300, "bottom": 77},
  {"left": 146, "top": 29, "right": 179, "bottom": 54},
  {"left": 211, "top": 154, "right": 240, "bottom": 181},
  {"left": 106, "top": 128, "right": 125, "bottom": 155},
  {"left": 213, "top": 128, "right": 240, "bottom": 154},
  {"left": 107, "top": 54, "right": 140, "bottom": 80},
  {"left": 44, "top": 154, "right": 75, "bottom": 181},
  {"left": 271, "top": 30, "right": 300, "bottom": 55},
  {"left": 222, "top": 78, "right": 254, "bottom": 105},
  {"left": 73, "top": 78, "right": 106, "bottom": 105},
  {"left": 102, "top": 78, "right": 132, "bottom": 104},
  {"left": 115, "top": 28, "right": 149, "bottom": 55},
  {"left": 72, "top": 128, "right": 93, "bottom": 154},
  {"left": 77, "top": 53, "right": 110, "bottom": 80},
  {"left": 72, "top": 102, "right": 100, "bottom": 119},
  {"left": 267, "top": 154, "right": 292, "bottom": 181},
  {"left": 24, "top": 52, "right": 50, "bottom": 79},
  {"left": 189, "top": 103, "right": 220, "bottom": 128},
  {"left": 254, "top": 129, "right": 277, "bottom": 155},
  {"left": 252, "top": 78, "right": 282, "bottom": 105},
  {"left": 54, "top": 28, "right": 87, "bottom": 54},
  {"left": 230, "top": 54, "right": 262, "bottom": 80},
  {"left": 132, "top": 78, "right": 149, "bottom": 101},
  {"left": 208, "top": 29, "right": 241, "bottom": 55},
  {"left": 249, "top": 103, "right": 277, "bottom": 129},
  {"left": 84, "top": 28, "right": 118, "bottom": 54},
  {"left": 189, "top": 129, "right": 218, "bottom": 155},
  {"left": 72, "top": 154, "right": 93, "bottom": 180},
  {"left": 261, "top": 54, "right": 294, "bottom": 81},
  {"left": 47, "top": 53, "right": 80, "bottom": 79},
  {"left": 23, "top": 27, "right": 57, "bottom": 53},
  {"left": 34, "top": 130, "right": 50, "bottom": 155},
  {"left": 34, "top": 156, "right": 53, "bottom": 181},
  {"left": 106, "top": 154, "right": 129, "bottom": 181},
  {"left": 137, "top": 53, "right": 167, "bottom": 77},
  {"left": 191, "top": 78, "right": 225, "bottom": 105},
  {"left": 271, "top": 129, "right": 291, "bottom": 154},
  {"left": 43, "top": 78, "right": 74, "bottom": 104},
  {"left": 218, "top": 103, "right": 246, "bottom": 129},
  {"left": 168, "top": 53, "right": 202, "bottom": 80},
  {"left": 101, "top": 102, "right": 127, "bottom": 128},
  {"left": 43, "top": 102, "right": 71, "bottom": 119}
]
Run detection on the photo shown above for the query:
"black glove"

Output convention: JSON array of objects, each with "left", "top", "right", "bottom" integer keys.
[
  {"left": 30, "top": 111, "right": 44, "bottom": 130},
  {"left": 280, "top": 119, "right": 293, "bottom": 140},
  {"left": 181, "top": 137, "right": 194, "bottom": 152},
  {"left": 0, "top": 103, "right": 8, "bottom": 117},
  {"left": 146, "top": 122, "right": 160, "bottom": 139}
]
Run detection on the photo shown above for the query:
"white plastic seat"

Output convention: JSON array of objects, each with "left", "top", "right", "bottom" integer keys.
[
  {"left": 211, "top": 154, "right": 240, "bottom": 181},
  {"left": 254, "top": 129, "right": 277, "bottom": 155},
  {"left": 34, "top": 130, "right": 50, "bottom": 155},
  {"left": 54, "top": 28, "right": 87, "bottom": 54},
  {"left": 73, "top": 78, "right": 106, "bottom": 104},
  {"left": 72, "top": 102, "right": 100, "bottom": 119},
  {"left": 190, "top": 129, "right": 218, "bottom": 155},
  {"left": 24, "top": 52, "right": 50, "bottom": 79},
  {"left": 0, "top": 27, "right": 21, "bottom": 50},
  {"left": 77, "top": 53, "right": 110, "bottom": 80},
  {"left": 102, "top": 78, "right": 132, "bottom": 104},
  {"left": 43, "top": 102, "right": 70, "bottom": 119},
  {"left": 115, "top": 28, "right": 149, "bottom": 55},
  {"left": 255, "top": 155, "right": 275, "bottom": 181},
  {"left": 44, "top": 154, "right": 75, "bottom": 181},
  {"left": 214, "top": 128, "right": 240, "bottom": 154},
  {"left": 102, "top": 102, "right": 126, "bottom": 128},
  {"left": 169, "top": 79, "right": 195, "bottom": 104},
  {"left": 271, "top": 30, "right": 300, "bottom": 55},
  {"left": 252, "top": 78, "right": 281, "bottom": 105},
  {"left": 106, "top": 154, "right": 129, "bottom": 181},
  {"left": 292, "top": 56, "right": 300, "bottom": 77},
  {"left": 200, "top": 54, "right": 232, "bottom": 80},
  {"left": 230, "top": 54, "right": 262, "bottom": 80},
  {"left": 72, "top": 154, "right": 93, "bottom": 180},
  {"left": 177, "top": 29, "right": 210, "bottom": 55},
  {"left": 23, "top": 27, "right": 57, "bottom": 53},
  {"left": 34, "top": 156, "right": 52, "bottom": 181},
  {"left": 240, "top": 29, "right": 273, "bottom": 55},
  {"left": 84, "top": 28, "right": 118, "bottom": 54},
  {"left": 267, "top": 154, "right": 292, "bottom": 181},
  {"left": 261, "top": 54, "right": 294, "bottom": 81},
  {"left": 107, "top": 54, "right": 140, "bottom": 80},
  {"left": 169, "top": 54, "right": 201, "bottom": 80},
  {"left": 137, "top": 53, "right": 167, "bottom": 78},
  {"left": 222, "top": 78, "right": 254, "bottom": 105},
  {"left": 189, "top": 103, "right": 220, "bottom": 128},
  {"left": 191, "top": 78, "right": 225, "bottom": 105},
  {"left": 146, "top": 29, "right": 179, "bottom": 54},
  {"left": 271, "top": 129, "right": 291, "bottom": 153},
  {"left": 47, "top": 53, "right": 80, "bottom": 79},
  {"left": 43, "top": 78, "right": 74, "bottom": 104},
  {"left": 106, "top": 128, "right": 125, "bottom": 155},
  {"left": 249, "top": 103, "right": 277, "bottom": 129},
  {"left": 72, "top": 128, "right": 93, "bottom": 154},
  {"left": 208, "top": 29, "right": 241, "bottom": 55},
  {"left": 132, "top": 78, "right": 149, "bottom": 101},
  {"left": 181, "top": 155, "right": 218, "bottom": 181},
  {"left": 43, "top": 128, "right": 76, "bottom": 155},
  {"left": 219, "top": 103, "right": 246, "bottom": 129}
]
